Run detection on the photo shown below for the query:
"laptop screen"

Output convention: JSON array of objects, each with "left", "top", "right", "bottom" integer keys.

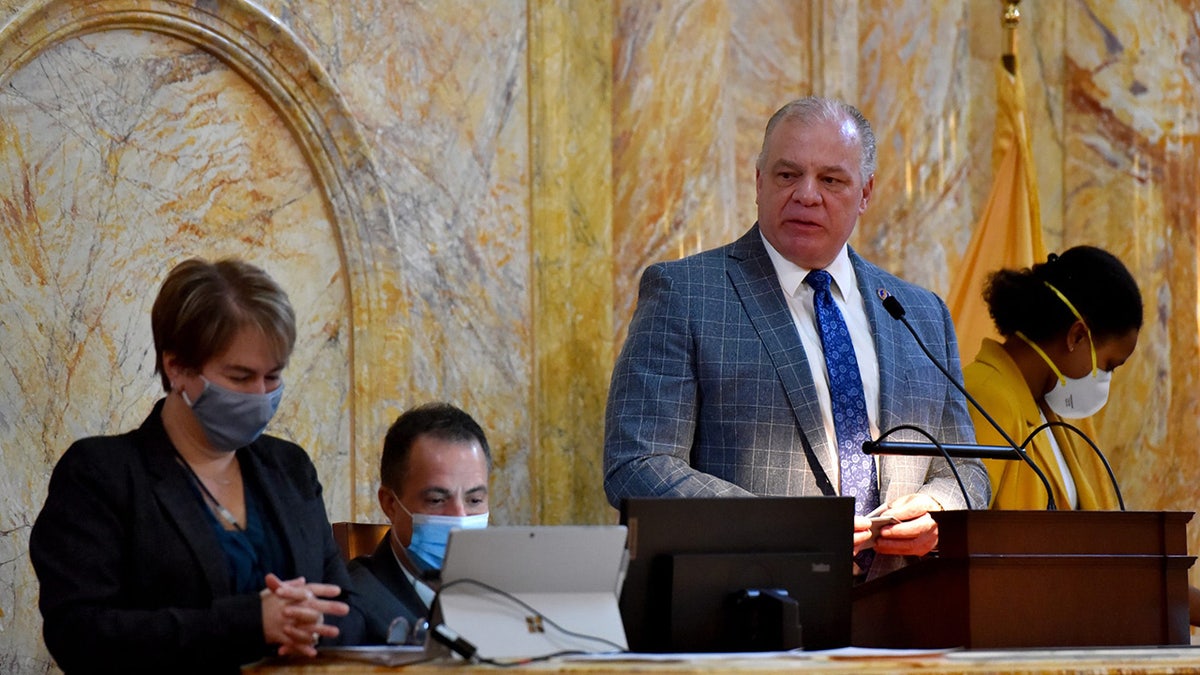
[{"left": 619, "top": 496, "right": 854, "bottom": 652}]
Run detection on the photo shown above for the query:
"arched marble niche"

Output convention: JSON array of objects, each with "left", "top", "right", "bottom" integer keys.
[{"left": 0, "top": 1, "right": 400, "bottom": 670}]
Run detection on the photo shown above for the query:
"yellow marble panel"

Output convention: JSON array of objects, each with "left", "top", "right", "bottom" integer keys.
[
  {"left": 611, "top": 0, "right": 827, "bottom": 341},
  {"left": 612, "top": 0, "right": 735, "bottom": 339},
  {"left": 528, "top": 0, "right": 615, "bottom": 524},
  {"left": 1018, "top": 0, "right": 1066, "bottom": 247},
  {"left": 730, "top": 1, "right": 814, "bottom": 289},
  {"left": 254, "top": 0, "right": 604, "bottom": 530},
  {"left": 263, "top": 0, "right": 536, "bottom": 526},
  {"left": 849, "top": 2, "right": 979, "bottom": 295}
]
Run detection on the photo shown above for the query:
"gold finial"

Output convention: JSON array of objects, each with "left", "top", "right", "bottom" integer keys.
[
  {"left": 1001, "top": 0, "right": 1021, "bottom": 69},
  {"left": 1002, "top": 0, "right": 1021, "bottom": 29}
]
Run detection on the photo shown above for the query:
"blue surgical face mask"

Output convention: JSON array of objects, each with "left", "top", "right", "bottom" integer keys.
[
  {"left": 397, "top": 499, "right": 488, "bottom": 571},
  {"left": 182, "top": 377, "right": 283, "bottom": 451}
]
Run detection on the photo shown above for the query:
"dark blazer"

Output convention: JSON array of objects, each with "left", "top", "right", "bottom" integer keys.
[
  {"left": 29, "top": 400, "right": 362, "bottom": 674},
  {"left": 604, "top": 225, "right": 989, "bottom": 511},
  {"left": 346, "top": 532, "right": 429, "bottom": 644}
]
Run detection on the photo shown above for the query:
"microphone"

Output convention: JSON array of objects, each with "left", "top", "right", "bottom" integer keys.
[
  {"left": 863, "top": 439, "right": 1022, "bottom": 459},
  {"left": 878, "top": 290, "right": 1057, "bottom": 510}
]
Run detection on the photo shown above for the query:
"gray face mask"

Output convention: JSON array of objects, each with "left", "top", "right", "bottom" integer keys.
[{"left": 183, "top": 377, "right": 283, "bottom": 451}]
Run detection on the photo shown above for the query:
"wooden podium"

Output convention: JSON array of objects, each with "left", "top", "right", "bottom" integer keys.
[{"left": 851, "top": 510, "right": 1195, "bottom": 648}]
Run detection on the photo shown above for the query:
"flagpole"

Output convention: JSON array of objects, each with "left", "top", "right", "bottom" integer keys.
[{"left": 947, "top": 0, "right": 1045, "bottom": 364}]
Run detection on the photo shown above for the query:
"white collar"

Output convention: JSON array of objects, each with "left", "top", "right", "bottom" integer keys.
[
  {"left": 390, "top": 538, "right": 436, "bottom": 607},
  {"left": 760, "top": 234, "right": 855, "bottom": 299}
]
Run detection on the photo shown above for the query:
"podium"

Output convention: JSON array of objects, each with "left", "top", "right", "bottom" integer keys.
[{"left": 852, "top": 510, "right": 1195, "bottom": 648}]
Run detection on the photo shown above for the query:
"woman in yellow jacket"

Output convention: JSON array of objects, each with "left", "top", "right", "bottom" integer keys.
[
  {"left": 962, "top": 246, "right": 1200, "bottom": 626},
  {"left": 962, "top": 246, "right": 1141, "bottom": 510}
]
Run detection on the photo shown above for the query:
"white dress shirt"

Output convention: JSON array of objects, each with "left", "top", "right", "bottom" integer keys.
[
  {"left": 761, "top": 234, "right": 881, "bottom": 490},
  {"left": 391, "top": 544, "right": 436, "bottom": 608}
]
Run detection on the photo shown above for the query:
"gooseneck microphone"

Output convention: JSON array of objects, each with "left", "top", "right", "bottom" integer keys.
[{"left": 878, "top": 291, "right": 1057, "bottom": 510}]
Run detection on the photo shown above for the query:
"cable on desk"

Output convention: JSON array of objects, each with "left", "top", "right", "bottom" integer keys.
[{"left": 430, "top": 577, "right": 628, "bottom": 666}]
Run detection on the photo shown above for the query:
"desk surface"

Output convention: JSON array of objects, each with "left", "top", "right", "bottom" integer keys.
[{"left": 246, "top": 646, "right": 1200, "bottom": 674}]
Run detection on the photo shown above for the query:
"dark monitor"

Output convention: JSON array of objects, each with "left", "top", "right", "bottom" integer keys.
[{"left": 619, "top": 496, "right": 854, "bottom": 653}]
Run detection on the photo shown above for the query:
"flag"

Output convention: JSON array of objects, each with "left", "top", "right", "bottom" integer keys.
[{"left": 947, "top": 52, "right": 1047, "bottom": 365}]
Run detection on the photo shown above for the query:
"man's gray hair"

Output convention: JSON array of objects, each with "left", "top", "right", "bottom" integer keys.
[{"left": 756, "top": 96, "right": 877, "bottom": 183}]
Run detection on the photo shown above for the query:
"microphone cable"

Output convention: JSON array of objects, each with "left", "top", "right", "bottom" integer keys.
[
  {"left": 879, "top": 290, "right": 1057, "bottom": 510},
  {"left": 872, "top": 424, "right": 975, "bottom": 510},
  {"left": 1020, "top": 420, "right": 1125, "bottom": 511},
  {"left": 429, "top": 577, "right": 627, "bottom": 666}
]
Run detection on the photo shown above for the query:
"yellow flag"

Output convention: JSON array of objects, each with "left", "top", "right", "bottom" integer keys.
[{"left": 947, "top": 55, "right": 1047, "bottom": 365}]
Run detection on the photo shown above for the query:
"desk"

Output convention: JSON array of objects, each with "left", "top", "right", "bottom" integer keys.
[{"left": 246, "top": 646, "right": 1200, "bottom": 674}]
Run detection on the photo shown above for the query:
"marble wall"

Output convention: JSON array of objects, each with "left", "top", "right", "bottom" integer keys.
[{"left": 1, "top": 0, "right": 1197, "bottom": 671}]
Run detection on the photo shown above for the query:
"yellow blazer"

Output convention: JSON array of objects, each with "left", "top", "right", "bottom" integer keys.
[{"left": 962, "top": 338, "right": 1119, "bottom": 510}]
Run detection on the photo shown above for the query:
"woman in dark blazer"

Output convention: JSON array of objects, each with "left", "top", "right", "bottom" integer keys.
[{"left": 30, "top": 258, "right": 361, "bottom": 673}]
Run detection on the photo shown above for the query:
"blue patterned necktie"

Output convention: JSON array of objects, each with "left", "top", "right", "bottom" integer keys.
[{"left": 805, "top": 269, "right": 880, "bottom": 530}]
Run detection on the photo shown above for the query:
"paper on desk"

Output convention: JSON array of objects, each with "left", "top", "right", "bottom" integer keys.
[
  {"left": 562, "top": 650, "right": 813, "bottom": 662},
  {"left": 945, "top": 646, "right": 1200, "bottom": 662},
  {"left": 316, "top": 645, "right": 431, "bottom": 666},
  {"left": 817, "top": 646, "right": 958, "bottom": 659},
  {"left": 561, "top": 646, "right": 955, "bottom": 662}
]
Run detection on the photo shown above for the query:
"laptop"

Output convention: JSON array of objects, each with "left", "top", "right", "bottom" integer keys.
[{"left": 433, "top": 525, "right": 629, "bottom": 660}]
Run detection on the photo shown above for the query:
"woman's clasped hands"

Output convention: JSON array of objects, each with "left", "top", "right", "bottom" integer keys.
[{"left": 260, "top": 572, "right": 350, "bottom": 657}]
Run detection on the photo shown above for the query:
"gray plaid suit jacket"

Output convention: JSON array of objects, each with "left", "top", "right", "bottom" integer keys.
[{"left": 604, "top": 224, "right": 989, "bottom": 512}]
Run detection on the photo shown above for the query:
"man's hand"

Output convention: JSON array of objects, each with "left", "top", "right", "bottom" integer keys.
[
  {"left": 866, "top": 493, "right": 943, "bottom": 557},
  {"left": 852, "top": 516, "right": 875, "bottom": 554}
]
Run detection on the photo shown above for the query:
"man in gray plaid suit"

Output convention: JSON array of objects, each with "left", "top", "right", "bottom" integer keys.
[{"left": 603, "top": 97, "right": 989, "bottom": 572}]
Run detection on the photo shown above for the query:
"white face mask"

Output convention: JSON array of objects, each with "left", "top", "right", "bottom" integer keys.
[
  {"left": 1042, "top": 365, "right": 1112, "bottom": 419},
  {"left": 1017, "top": 282, "right": 1112, "bottom": 419}
]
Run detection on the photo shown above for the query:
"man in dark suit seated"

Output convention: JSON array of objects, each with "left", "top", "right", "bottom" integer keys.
[
  {"left": 603, "top": 96, "right": 990, "bottom": 580},
  {"left": 348, "top": 402, "right": 491, "bottom": 644}
]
